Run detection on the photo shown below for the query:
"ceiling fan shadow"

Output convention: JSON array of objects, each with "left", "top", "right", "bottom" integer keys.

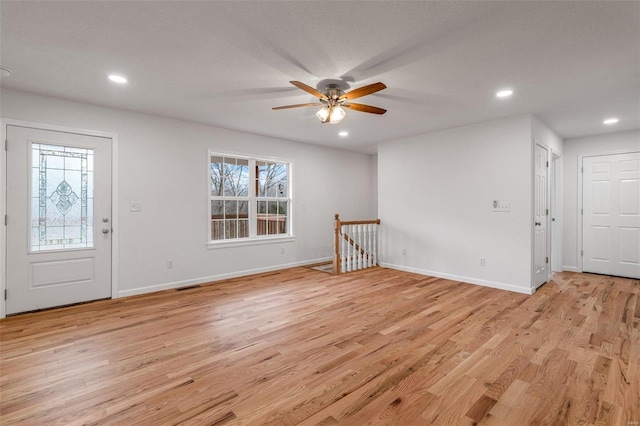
[
  {"left": 199, "top": 87, "right": 299, "bottom": 101},
  {"left": 375, "top": 90, "right": 456, "bottom": 109},
  {"left": 206, "top": 3, "right": 333, "bottom": 79},
  {"left": 341, "top": 5, "right": 503, "bottom": 81}
]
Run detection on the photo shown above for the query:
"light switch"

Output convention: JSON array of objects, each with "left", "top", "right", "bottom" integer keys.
[
  {"left": 130, "top": 202, "right": 143, "bottom": 212},
  {"left": 492, "top": 201, "right": 510, "bottom": 212}
]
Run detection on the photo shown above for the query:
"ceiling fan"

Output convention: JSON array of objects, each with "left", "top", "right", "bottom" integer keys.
[{"left": 272, "top": 81, "right": 387, "bottom": 124}]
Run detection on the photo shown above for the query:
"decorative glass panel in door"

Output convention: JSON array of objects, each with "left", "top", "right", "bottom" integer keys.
[{"left": 31, "top": 143, "right": 94, "bottom": 251}]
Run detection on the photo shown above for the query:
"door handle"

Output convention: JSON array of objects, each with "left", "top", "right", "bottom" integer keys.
[
  {"left": 534, "top": 221, "right": 541, "bottom": 226},
  {"left": 102, "top": 228, "right": 110, "bottom": 234}
]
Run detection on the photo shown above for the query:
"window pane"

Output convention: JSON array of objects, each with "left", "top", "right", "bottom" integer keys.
[
  {"left": 267, "top": 201, "right": 277, "bottom": 215},
  {"left": 277, "top": 201, "right": 288, "bottom": 234},
  {"left": 210, "top": 156, "right": 223, "bottom": 196},
  {"left": 257, "top": 161, "right": 267, "bottom": 197},
  {"left": 211, "top": 200, "right": 224, "bottom": 218},
  {"left": 237, "top": 159, "right": 249, "bottom": 197},
  {"left": 258, "top": 200, "right": 267, "bottom": 214},
  {"left": 278, "top": 201, "right": 287, "bottom": 216},
  {"left": 256, "top": 162, "right": 288, "bottom": 199},
  {"left": 223, "top": 158, "right": 236, "bottom": 196},
  {"left": 226, "top": 219, "right": 237, "bottom": 239},
  {"left": 257, "top": 200, "right": 267, "bottom": 236},
  {"left": 273, "top": 164, "right": 287, "bottom": 198},
  {"left": 238, "top": 219, "right": 249, "bottom": 238},
  {"left": 225, "top": 200, "right": 238, "bottom": 218},
  {"left": 239, "top": 201, "right": 248, "bottom": 218},
  {"left": 238, "top": 201, "right": 249, "bottom": 238},
  {"left": 277, "top": 178, "right": 287, "bottom": 197},
  {"left": 31, "top": 143, "right": 93, "bottom": 251},
  {"left": 211, "top": 200, "right": 224, "bottom": 240}
]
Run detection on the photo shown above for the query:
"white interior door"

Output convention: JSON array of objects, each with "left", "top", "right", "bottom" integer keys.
[
  {"left": 534, "top": 143, "right": 549, "bottom": 288},
  {"left": 6, "top": 126, "right": 112, "bottom": 314},
  {"left": 583, "top": 152, "right": 640, "bottom": 279}
]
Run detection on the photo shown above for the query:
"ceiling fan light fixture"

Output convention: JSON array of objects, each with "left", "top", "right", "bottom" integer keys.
[
  {"left": 316, "top": 107, "right": 330, "bottom": 122},
  {"left": 329, "top": 106, "right": 346, "bottom": 124}
]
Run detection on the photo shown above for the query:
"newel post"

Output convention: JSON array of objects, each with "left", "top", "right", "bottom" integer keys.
[{"left": 333, "top": 214, "right": 341, "bottom": 275}]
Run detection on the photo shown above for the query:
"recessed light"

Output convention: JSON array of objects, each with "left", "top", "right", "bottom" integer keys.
[
  {"left": 108, "top": 74, "right": 127, "bottom": 84},
  {"left": 0, "top": 66, "right": 13, "bottom": 77},
  {"left": 338, "top": 131, "right": 349, "bottom": 137},
  {"left": 496, "top": 89, "right": 513, "bottom": 98},
  {"left": 603, "top": 117, "right": 619, "bottom": 125}
]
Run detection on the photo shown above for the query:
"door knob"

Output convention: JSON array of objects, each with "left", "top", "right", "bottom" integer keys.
[
  {"left": 102, "top": 228, "right": 110, "bottom": 234},
  {"left": 535, "top": 221, "right": 541, "bottom": 226}
]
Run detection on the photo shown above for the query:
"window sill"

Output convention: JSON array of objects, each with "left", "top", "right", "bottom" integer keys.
[{"left": 207, "top": 235, "right": 295, "bottom": 249}]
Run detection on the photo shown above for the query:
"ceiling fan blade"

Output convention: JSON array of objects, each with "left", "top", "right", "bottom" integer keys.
[
  {"left": 272, "top": 103, "right": 323, "bottom": 110},
  {"left": 290, "top": 81, "right": 328, "bottom": 99},
  {"left": 339, "top": 82, "right": 386, "bottom": 101},
  {"left": 344, "top": 103, "right": 387, "bottom": 115}
]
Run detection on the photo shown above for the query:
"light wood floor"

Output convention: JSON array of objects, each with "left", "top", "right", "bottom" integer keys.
[{"left": 1, "top": 267, "right": 638, "bottom": 425}]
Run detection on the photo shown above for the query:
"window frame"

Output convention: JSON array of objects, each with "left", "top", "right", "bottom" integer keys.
[{"left": 207, "top": 150, "right": 294, "bottom": 249}]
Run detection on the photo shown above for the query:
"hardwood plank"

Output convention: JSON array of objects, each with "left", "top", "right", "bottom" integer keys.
[{"left": 1, "top": 268, "right": 638, "bottom": 425}]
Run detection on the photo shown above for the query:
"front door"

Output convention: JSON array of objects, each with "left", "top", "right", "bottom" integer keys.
[
  {"left": 534, "top": 143, "right": 549, "bottom": 288},
  {"left": 583, "top": 152, "right": 640, "bottom": 279},
  {"left": 6, "top": 125, "right": 112, "bottom": 314}
]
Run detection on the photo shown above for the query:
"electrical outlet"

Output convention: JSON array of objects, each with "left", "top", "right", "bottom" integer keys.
[
  {"left": 402, "top": 248, "right": 407, "bottom": 255},
  {"left": 167, "top": 259, "right": 174, "bottom": 269},
  {"left": 280, "top": 247, "right": 285, "bottom": 254},
  {"left": 130, "top": 202, "right": 143, "bottom": 212},
  {"left": 480, "top": 257, "right": 486, "bottom": 266}
]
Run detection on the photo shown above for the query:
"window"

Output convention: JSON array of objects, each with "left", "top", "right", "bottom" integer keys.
[{"left": 209, "top": 153, "right": 291, "bottom": 244}]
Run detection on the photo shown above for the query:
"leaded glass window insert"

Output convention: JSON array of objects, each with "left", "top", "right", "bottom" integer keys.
[
  {"left": 31, "top": 143, "right": 94, "bottom": 251},
  {"left": 209, "top": 153, "right": 291, "bottom": 242}
]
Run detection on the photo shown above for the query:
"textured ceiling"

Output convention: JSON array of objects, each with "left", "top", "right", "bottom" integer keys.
[{"left": 1, "top": 1, "right": 639, "bottom": 153}]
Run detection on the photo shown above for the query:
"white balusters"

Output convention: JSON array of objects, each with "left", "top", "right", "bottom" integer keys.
[
  {"left": 333, "top": 215, "right": 380, "bottom": 275},
  {"left": 371, "top": 224, "right": 376, "bottom": 267},
  {"left": 341, "top": 224, "right": 347, "bottom": 273},
  {"left": 357, "top": 224, "right": 363, "bottom": 270}
]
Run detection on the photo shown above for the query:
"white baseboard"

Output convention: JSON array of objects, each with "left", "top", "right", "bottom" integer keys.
[
  {"left": 562, "top": 266, "right": 580, "bottom": 272},
  {"left": 379, "top": 262, "right": 534, "bottom": 295},
  {"left": 117, "top": 257, "right": 332, "bottom": 298}
]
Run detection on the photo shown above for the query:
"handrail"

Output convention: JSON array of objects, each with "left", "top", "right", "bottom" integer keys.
[
  {"left": 339, "top": 219, "right": 381, "bottom": 226},
  {"left": 333, "top": 214, "right": 380, "bottom": 275}
]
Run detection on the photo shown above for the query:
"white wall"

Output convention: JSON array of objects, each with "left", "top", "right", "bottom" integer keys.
[
  {"left": 532, "top": 115, "right": 563, "bottom": 156},
  {"left": 370, "top": 154, "right": 378, "bottom": 218},
  {"left": 378, "top": 114, "right": 536, "bottom": 294},
  {"left": 1, "top": 89, "right": 374, "bottom": 304},
  {"left": 562, "top": 129, "right": 640, "bottom": 271}
]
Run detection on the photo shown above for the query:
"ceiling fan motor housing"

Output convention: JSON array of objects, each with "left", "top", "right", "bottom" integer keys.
[{"left": 321, "top": 84, "right": 346, "bottom": 107}]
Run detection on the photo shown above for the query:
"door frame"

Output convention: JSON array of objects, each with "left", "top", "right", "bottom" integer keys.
[
  {"left": 577, "top": 149, "right": 640, "bottom": 273},
  {"left": 551, "top": 151, "right": 563, "bottom": 273},
  {"left": 532, "top": 140, "right": 552, "bottom": 290},
  {"left": 1, "top": 119, "right": 119, "bottom": 318}
]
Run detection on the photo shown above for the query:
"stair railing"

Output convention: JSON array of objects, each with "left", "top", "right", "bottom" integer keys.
[{"left": 333, "top": 214, "right": 380, "bottom": 275}]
